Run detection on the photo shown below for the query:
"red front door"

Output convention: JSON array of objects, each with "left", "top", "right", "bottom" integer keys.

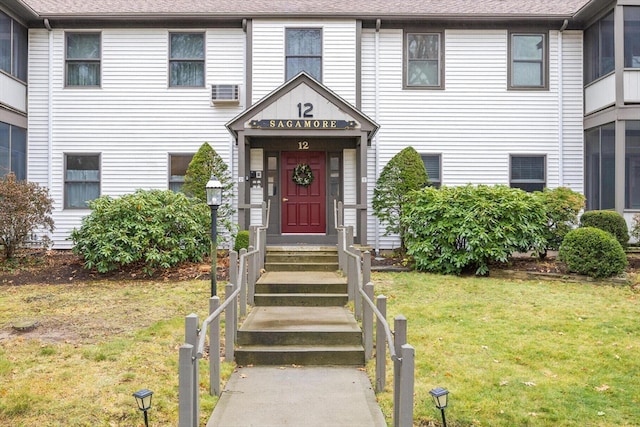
[{"left": 281, "top": 151, "right": 326, "bottom": 233}]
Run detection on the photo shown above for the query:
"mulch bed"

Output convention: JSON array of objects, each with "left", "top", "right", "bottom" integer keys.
[{"left": 2, "top": 249, "right": 639, "bottom": 286}]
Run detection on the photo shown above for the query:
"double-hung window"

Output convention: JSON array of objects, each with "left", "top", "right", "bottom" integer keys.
[
  {"left": 0, "top": 11, "right": 27, "bottom": 81},
  {"left": 585, "top": 12, "right": 614, "bottom": 84},
  {"left": 169, "top": 33, "right": 205, "bottom": 87},
  {"left": 421, "top": 154, "right": 442, "bottom": 188},
  {"left": 0, "top": 122, "right": 26, "bottom": 180},
  {"left": 66, "top": 33, "right": 101, "bottom": 87},
  {"left": 406, "top": 32, "right": 442, "bottom": 88},
  {"left": 625, "top": 7, "right": 640, "bottom": 68},
  {"left": 510, "top": 155, "right": 546, "bottom": 192},
  {"left": 169, "top": 154, "right": 194, "bottom": 192},
  {"left": 510, "top": 33, "right": 546, "bottom": 89},
  {"left": 286, "top": 28, "right": 322, "bottom": 81},
  {"left": 64, "top": 154, "right": 100, "bottom": 209}
]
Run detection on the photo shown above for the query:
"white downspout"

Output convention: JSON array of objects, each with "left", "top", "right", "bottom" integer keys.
[
  {"left": 374, "top": 19, "right": 381, "bottom": 255},
  {"left": 558, "top": 19, "right": 568, "bottom": 188},
  {"left": 45, "top": 19, "right": 53, "bottom": 191}
]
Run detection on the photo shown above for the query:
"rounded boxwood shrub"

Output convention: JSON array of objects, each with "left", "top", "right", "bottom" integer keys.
[
  {"left": 579, "top": 210, "right": 629, "bottom": 247},
  {"left": 558, "top": 227, "right": 628, "bottom": 278},
  {"left": 234, "top": 230, "right": 250, "bottom": 252}
]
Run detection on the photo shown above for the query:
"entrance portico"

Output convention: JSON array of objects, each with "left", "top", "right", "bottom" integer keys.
[{"left": 226, "top": 73, "right": 379, "bottom": 245}]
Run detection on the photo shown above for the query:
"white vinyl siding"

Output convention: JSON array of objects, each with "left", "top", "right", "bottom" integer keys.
[
  {"left": 252, "top": 19, "right": 357, "bottom": 105},
  {"left": 362, "top": 28, "right": 584, "bottom": 248},
  {"left": 28, "top": 28, "right": 245, "bottom": 248}
]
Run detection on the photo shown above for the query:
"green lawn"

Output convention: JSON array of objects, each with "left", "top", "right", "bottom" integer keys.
[
  {"left": 1, "top": 274, "right": 638, "bottom": 426},
  {"left": 369, "top": 272, "right": 640, "bottom": 426}
]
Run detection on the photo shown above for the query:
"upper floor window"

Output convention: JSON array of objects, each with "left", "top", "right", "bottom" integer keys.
[
  {"left": 286, "top": 28, "right": 322, "bottom": 81},
  {"left": 421, "top": 154, "right": 441, "bottom": 188},
  {"left": 510, "top": 155, "right": 546, "bottom": 192},
  {"left": 66, "top": 33, "right": 101, "bottom": 87},
  {"left": 169, "top": 153, "right": 194, "bottom": 192},
  {"left": 625, "top": 7, "right": 640, "bottom": 68},
  {"left": 0, "top": 122, "right": 26, "bottom": 180},
  {"left": 64, "top": 153, "right": 100, "bottom": 209},
  {"left": 510, "top": 33, "right": 547, "bottom": 89},
  {"left": 0, "top": 11, "right": 28, "bottom": 82},
  {"left": 405, "top": 33, "right": 443, "bottom": 88},
  {"left": 585, "top": 11, "right": 614, "bottom": 84},
  {"left": 169, "top": 33, "right": 205, "bottom": 87}
]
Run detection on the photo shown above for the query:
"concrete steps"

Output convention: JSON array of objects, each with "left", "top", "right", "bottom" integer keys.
[
  {"left": 265, "top": 246, "right": 339, "bottom": 272},
  {"left": 235, "top": 267, "right": 365, "bottom": 366}
]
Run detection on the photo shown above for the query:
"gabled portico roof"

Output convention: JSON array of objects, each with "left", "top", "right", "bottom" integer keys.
[{"left": 226, "top": 72, "right": 379, "bottom": 143}]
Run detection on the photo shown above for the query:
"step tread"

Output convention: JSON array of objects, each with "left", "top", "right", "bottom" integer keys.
[{"left": 237, "top": 344, "right": 364, "bottom": 351}]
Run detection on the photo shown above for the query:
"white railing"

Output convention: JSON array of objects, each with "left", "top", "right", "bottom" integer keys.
[
  {"left": 177, "top": 201, "right": 269, "bottom": 427},
  {"left": 335, "top": 200, "right": 415, "bottom": 427}
]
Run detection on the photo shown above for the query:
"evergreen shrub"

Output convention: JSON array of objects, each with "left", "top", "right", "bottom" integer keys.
[
  {"left": 372, "top": 146, "right": 428, "bottom": 252},
  {"left": 182, "top": 142, "right": 236, "bottom": 247},
  {"left": 234, "top": 230, "right": 250, "bottom": 252},
  {"left": 70, "top": 189, "right": 210, "bottom": 274},
  {"left": 579, "top": 210, "right": 629, "bottom": 247},
  {"left": 402, "top": 184, "right": 546, "bottom": 276},
  {"left": 533, "top": 187, "right": 585, "bottom": 258},
  {"left": 558, "top": 227, "right": 628, "bottom": 278}
]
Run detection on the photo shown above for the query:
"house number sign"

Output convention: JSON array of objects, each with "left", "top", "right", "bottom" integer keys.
[{"left": 249, "top": 102, "right": 356, "bottom": 130}]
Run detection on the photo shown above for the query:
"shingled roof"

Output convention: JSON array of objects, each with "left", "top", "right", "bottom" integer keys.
[{"left": 13, "top": 0, "right": 593, "bottom": 19}]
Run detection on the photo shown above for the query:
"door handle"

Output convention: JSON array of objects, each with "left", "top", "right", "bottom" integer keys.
[{"left": 282, "top": 198, "right": 289, "bottom": 202}]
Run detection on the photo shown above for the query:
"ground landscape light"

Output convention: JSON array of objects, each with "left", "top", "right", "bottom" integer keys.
[
  {"left": 429, "top": 387, "right": 449, "bottom": 427},
  {"left": 132, "top": 388, "right": 153, "bottom": 427},
  {"left": 205, "top": 173, "right": 223, "bottom": 297}
]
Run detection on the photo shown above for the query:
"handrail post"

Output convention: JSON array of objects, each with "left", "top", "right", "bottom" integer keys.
[
  {"left": 399, "top": 344, "right": 415, "bottom": 427},
  {"left": 346, "top": 225, "right": 354, "bottom": 248},
  {"left": 375, "top": 295, "right": 387, "bottom": 392},
  {"left": 350, "top": 246, "right": 362, "bottom": 319},
  {"left": 363, "top": 250, "right": 371, "bottom": 286},
  {"left": 393, "top": 315, "right": 407, "bottom": 427},
  {"left": 209, "top": 296, "right": 221, "bottom": 396},
  {"left": 347, "top": 248, "right": 356, "bottom": 305},
  {"left": 338, "top": 201, "right": 344, "bottom": 229},
  {"left": 225, "top": 283, "right": 235, "bottom": 362},
  {"left": 337, "top": 227, "right": 345, "bottom": 271},
  {"left": 178, "top": 344, "right": 195, "bottom": 427},
  {"left": 239, "top": 248, "right": 247, "bottom": 314},
  {"left": 185, "top": 314, "right": 199, "bottom": 427},
  {"left": 363, "top": 282, "right": 374, "bottom": 360},
  {"left": 229, "top": 250, "right": 238, "bottom": 289}
]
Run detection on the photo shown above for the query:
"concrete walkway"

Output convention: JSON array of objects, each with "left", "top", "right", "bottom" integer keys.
[{"left": 206, "top": 365, "right": 386, "bottom": 427}]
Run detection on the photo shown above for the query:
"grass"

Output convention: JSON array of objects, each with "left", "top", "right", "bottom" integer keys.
[
  {"left": 1, "top": 273, "right": 639, "bottom": 426},
  {"left": 0, "top": 279, "right": 234, "bottom": 426},
  {"left": 368, "top": 272, "right": 640, "bottom": 426}
]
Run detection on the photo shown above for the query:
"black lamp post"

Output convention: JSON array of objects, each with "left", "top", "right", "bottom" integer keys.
[
  {"left": 429, "top": 387, "right": 449, "bottom": 427},
  {"left": 132, "top": 388, "right": 153, "bottom": 427},
  {"left": 206, "top": 173, "right": 223, "bottom": 297}
]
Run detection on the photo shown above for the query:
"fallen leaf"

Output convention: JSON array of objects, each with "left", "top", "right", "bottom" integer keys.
[
  {"left": 239, "top": 374, "right": 248, "bottom": 379},
  {"left": 595, "top": 384, "right": 610, "bottom": 392},
  {"left": 523, "top": 381, "right": 536, "bottom": 387}
]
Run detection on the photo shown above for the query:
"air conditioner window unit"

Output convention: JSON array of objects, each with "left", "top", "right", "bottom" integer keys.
[{"left": 211, "top": 84, "right": 240, "bottom": 104}]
